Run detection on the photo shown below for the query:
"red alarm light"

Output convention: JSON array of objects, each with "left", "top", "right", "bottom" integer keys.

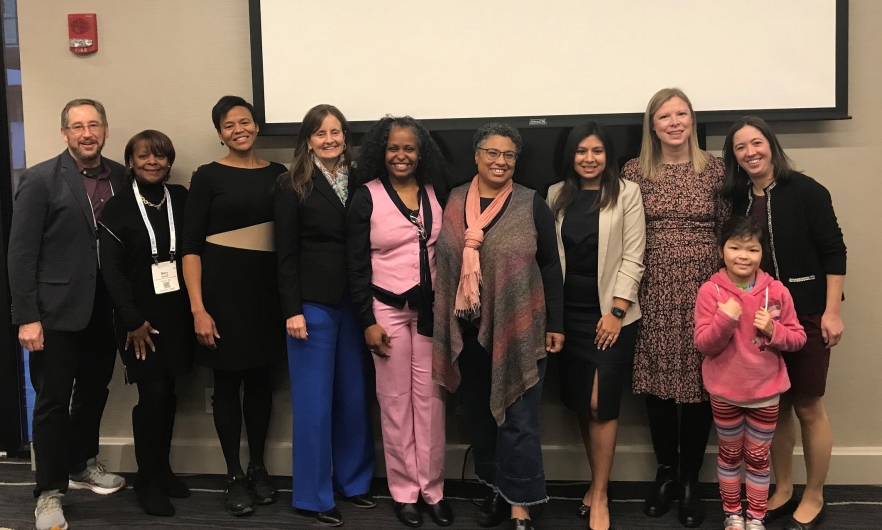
[{"left": 68, "top": 14, "right": 98, "bottom": 55}]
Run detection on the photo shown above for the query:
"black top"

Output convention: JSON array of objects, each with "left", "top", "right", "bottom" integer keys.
[
  {"left": 733, "top": 172, "right": 846, "bottom": 315},
  {"left": 347, "top": 178, "right": 436, "bottom": 335},
  {"left": 748, "top": 193, "right": 775, "bottom": 274},
  {"left": 99, "top": 182, "right": 194, "bottom": 380},
  {"left": 477, "top": 192, "right": 564, "bottom": 333},
  {"left": 274, "top": 164, "right": 354, "bottom": 318},
  {"left": 561, "top": 189, "right": 601, "bottom": 309},
  {"left": 181, "top": 161, "right": 287, "bottom": 370}
]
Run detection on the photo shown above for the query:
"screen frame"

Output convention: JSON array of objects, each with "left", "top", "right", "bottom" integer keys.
[{"left": 249, "top": 0, "right": 849, "bottom": 136}]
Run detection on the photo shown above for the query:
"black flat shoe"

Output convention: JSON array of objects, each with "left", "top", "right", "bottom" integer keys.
[
  {"left": 224, "top": 474, "right": 255, "bottom": 516},
  {"left": 246, "top": 465, "right": 278, "bottom": 505},
  {"left": 510, "top": 519, "right": 534, "bottom": 529},
  {"left": 677, "top": 477, "right": 705, "bottom": 528},
  {"left": 765, "top": 493, "right": 798, "bottom": 523},
  {"left": 395, "top": 502, "right": 423, "bottom": 527},
  {"left": 310, "top": 507, "right": 344, "bottom": 527},
  {"left": 478, "top": 491, "right": 510, "bottom": 527},
  {"left": 347, "top": 493, "right": 377, "bottom": 509},
  {"left": 783, "top": 501, "right": 827, "bottom": 530},
  {"left": 134, "top": 472, "right": 175, "bottom": 517},
  {"left": 578, "top": 503, "right": 590, "bottom": 518},
  {"left": 644, "top": 465, "right": 677, "bottom": 517},
  {"left": 426, "top": 499, "right": 454, "bottom": 526}
]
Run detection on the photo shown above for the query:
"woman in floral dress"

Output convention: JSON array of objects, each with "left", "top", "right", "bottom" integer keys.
[{"left": 622, "top": 88, "right": 729, "bottom": 528}]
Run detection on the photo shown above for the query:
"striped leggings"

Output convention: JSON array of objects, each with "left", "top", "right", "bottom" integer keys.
[{"left": 710, "top": 396, "right": 779, "bottom": 521}]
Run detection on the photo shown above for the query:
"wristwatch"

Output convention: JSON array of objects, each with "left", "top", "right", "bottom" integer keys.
[{"left": 611, "top": 306, "right": 627, "bottom": 319}]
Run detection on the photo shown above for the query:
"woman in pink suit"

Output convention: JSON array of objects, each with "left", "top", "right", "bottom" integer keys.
[{"left": 347, "top": 116, "right": 453, "bottom": 528}]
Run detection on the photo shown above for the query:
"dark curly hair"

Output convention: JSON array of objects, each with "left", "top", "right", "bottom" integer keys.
[{"left": 351, "top": 116, "right": 451, "bottom": 195}]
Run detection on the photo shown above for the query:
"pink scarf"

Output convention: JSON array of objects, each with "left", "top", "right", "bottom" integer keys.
[{"left": 454, "top": 175, "right": 514, "bottom": 316}]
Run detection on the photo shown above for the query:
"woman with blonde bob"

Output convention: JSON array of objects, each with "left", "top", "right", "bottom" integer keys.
[{"left": 622, "top": 88, "right": 729, "bottom": 528}]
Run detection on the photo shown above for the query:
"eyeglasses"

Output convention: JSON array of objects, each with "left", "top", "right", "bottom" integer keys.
[
  {"left": 65, "top": 122, "right": 105, "bottom": 134},
  {"left": 409, "top": 212, "right": 428, "bottom": 241},
  {"left": 478, "top": 147, "right": 517, "bottom": 162}
]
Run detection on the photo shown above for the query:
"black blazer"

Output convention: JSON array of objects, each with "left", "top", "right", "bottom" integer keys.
[
  {"left": 274, "top": 164, "right": 351, "bottom": 318},
  {"left": 733, "top": 172, "right": 846, "bottom": 315},
  {"left": 8, "top": 150, "right": 127, "bottom": 330}
]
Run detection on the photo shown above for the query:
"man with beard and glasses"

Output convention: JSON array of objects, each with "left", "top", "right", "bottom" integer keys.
[{"left": 8, "top": 98, "right": 127, "bottom": 530}]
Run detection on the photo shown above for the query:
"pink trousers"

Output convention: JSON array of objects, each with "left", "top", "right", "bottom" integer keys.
[{"left": 372, "top": 300, "right": 446, "bottom": 504}]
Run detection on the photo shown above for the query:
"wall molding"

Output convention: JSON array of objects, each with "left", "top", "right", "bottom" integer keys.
[{"left": 87, "top": 438, "right": 882, "bottom": 485}]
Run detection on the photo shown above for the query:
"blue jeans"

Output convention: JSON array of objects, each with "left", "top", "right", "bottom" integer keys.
[
  {"left": 287, "top": 295, "right": 375, "bottom": 512},
  {"left": 458, "top": 328, "right": 548, "bottom": 506}
]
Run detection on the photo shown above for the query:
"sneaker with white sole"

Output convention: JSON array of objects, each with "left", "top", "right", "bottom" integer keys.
[
  {"left": 724, "top": 514, "right": 746, "bottom": 530},
  {"left": 35, "top": 490, "right": 68, "bottom": 530},
  {"left": 68, "top": 458, "right": 126, "bottom": 494},
  {"left": 745, "top": 519, "right": 766, "bottom": 530}
]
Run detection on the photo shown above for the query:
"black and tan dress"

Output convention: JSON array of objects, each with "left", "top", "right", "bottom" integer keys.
[{"left": 181, "top": 162, "right": 287, "bottom": 370}]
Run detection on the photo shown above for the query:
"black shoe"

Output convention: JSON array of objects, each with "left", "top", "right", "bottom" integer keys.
[
  {"left": 765, "top": 493, "right": 798, "bottom": 523},
  {"left": 246, "top": 465, "right": 278, "bottom": 505},
  {"left": 677, "top": 477, "right": 705, "bottom": 528},
  {"left": 578, "top": 503, "right": 590, "bottom": 519},
  {"left": 224, "top": 474, "right": 255, "bottom": 516},
  {"left": 395, "top": 502, "right": 423, "bottom": 527},
  {"left": 313, "top": 507, "right": 344, "bottom": 527},
  {"left": 426, "top": 499, "right": 454, "bottom": 526},
  {"left": 134, "top": 472, "right": 175, "bottom": 517},
  {"left": 644, "top": 465, "right": 677, "bottom": 517},
  {"left": 347, "top": 493, "right": 377, "bottom": 509},
  {"left": 159, "top": 466, "right": 190, "bottom": 499},
  {"left": 510, "top": 519, "right": 534, "bottom": 530},
  {"left": 478, "top": 491, "right": 510, "bottom": 527},
  {"left": 783, "top": 501, "right": 827, "bottom": 530}
]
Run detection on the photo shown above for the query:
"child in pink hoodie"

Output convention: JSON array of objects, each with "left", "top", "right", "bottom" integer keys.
[{"left": 694, "top": 217, "right": 806, "bottom": 530}]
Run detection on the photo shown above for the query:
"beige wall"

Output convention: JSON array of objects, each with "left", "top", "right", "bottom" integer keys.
[{"left": 17, "top": 0, "right": 882, "bottom": 483}]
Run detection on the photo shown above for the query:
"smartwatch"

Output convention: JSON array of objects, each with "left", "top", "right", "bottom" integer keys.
[{"left": 611, "top": 306, "right": 627, "bottom": 319}]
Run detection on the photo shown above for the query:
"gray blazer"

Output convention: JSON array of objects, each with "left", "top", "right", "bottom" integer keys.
[
  {"left": 546, "top": 179, "right": 646, "bottom": 326},
  {"left": 8, "top": 150, "right": 127, "bottom": 330}
]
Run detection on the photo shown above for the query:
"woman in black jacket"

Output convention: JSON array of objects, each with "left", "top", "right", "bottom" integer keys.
[
  {"left": 721, "top": 116, "right": 846, "bottom": 530},
  {"left": 274, "top": 104, "right": 375, "bottom": 527},
  {"left": 99, "top": 130, "right": 193, "bottom": 516}
]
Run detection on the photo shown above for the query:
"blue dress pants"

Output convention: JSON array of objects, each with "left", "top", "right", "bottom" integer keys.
[{"left": 288, "top": 295, "right": 375, "bottom": 512}]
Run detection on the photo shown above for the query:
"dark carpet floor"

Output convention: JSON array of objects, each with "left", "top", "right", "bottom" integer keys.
[{"left": 1, "top": 459, "right": 880, "bottom": 529}]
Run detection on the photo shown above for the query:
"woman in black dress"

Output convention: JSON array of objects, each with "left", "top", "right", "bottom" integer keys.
[
  {"left": 99, "top": 130, "right": 193, "bottom": 516},
  {"left": 546, "top": 122, "right": 646, "bottom": 530},
  {"left": 181, "top": 96, "right": 287, "bottom": 516}
]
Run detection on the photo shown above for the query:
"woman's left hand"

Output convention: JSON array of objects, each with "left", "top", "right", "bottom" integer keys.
[
  {"left": 545, "top": 332, "right": 564, "bottom": 353},
  {"left": 126, "top": 321, "right": 159, "bottom": 361},
  {"left": 821, "top": 310, "right": 844, "bottom": 348},
  {"left": 595, "top": 314, "right": 623, "bottom": 350}
]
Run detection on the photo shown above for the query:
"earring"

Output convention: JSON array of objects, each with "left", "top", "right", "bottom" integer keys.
[{"left": 220, "top": 141, "right": 224, "bottom": 146}]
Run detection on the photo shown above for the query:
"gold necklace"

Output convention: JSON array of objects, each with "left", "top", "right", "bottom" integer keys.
[{"left": 140, "top": 193, "right": 167, "bottom": 210}]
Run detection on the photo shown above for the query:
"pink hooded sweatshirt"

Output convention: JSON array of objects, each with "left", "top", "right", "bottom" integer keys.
[{"left": 694, "top": 269, "right": 807, "bottom": 403}]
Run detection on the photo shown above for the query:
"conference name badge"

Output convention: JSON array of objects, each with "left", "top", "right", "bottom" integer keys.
[{"left": 151, "top": 261, "right": 180, "bottom": 294}]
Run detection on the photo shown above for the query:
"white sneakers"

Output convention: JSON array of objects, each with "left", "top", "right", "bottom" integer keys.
[
  {"left": 68, "top": 458, "right": 126, "bottom": 494},
  {"left": 35, "top": 490, "right": 68, "bottom": 530},
  {"left": 724, "top": 514, "right": 766, "bottom": 530}
]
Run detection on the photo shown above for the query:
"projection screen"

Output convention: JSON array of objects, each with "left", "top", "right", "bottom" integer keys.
[{"left": 249, "top": 0, "right": 848, "bottom": 134}]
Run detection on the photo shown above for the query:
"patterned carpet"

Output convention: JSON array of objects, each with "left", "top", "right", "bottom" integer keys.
[{"left": 1, "top": 459, "right": 880, "bottom": 529}]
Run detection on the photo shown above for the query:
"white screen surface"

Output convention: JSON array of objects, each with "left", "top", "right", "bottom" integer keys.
[{"left": 256, "top": 0, "right": 839, "bottom": 125}]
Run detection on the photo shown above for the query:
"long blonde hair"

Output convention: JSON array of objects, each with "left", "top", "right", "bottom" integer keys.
[{"left": 637, "top": 88, "right": 709, "bottom": 181}]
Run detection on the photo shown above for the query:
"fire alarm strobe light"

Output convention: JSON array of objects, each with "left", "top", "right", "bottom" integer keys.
[{"left": 68, "top": 13, "right": 98, "bottom": 54}]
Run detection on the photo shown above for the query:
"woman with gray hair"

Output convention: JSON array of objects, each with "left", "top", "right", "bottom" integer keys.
[{"left": 433, "top": 123, "right": 564, "bottom": 530}]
